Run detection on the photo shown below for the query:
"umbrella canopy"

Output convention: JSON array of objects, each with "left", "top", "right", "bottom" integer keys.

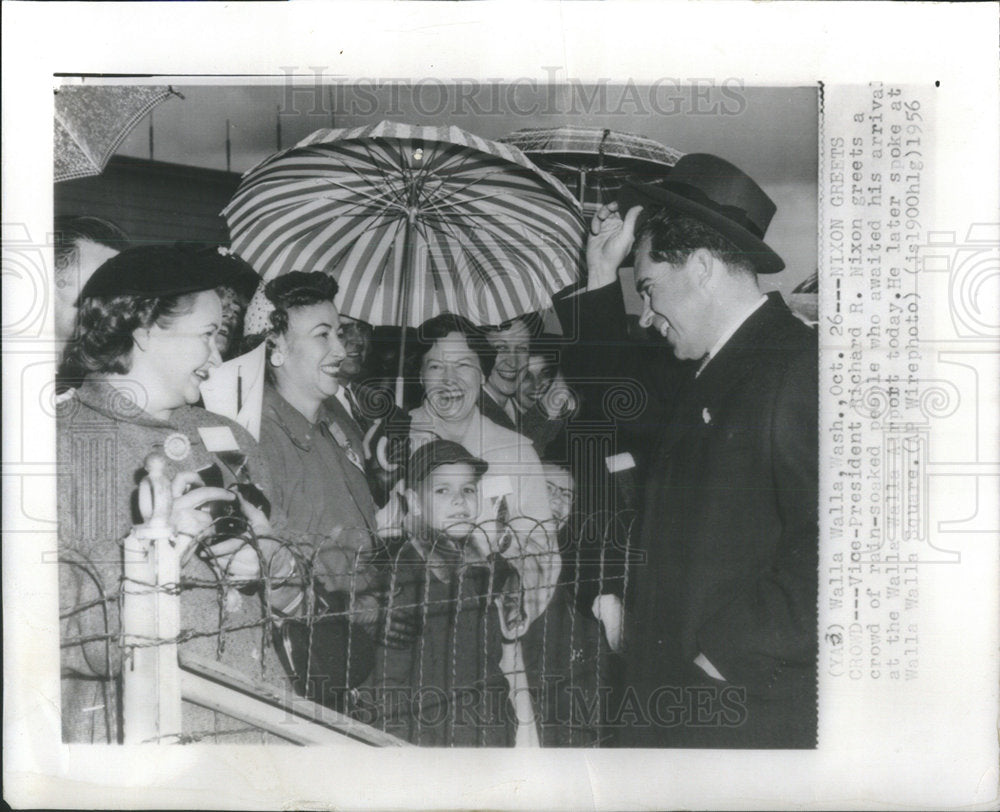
[
  {"left": 54, "top": 85, "right": 181, "bottom": 182},
  {"left": 500, "top": 125, "right": 682, "bottom": 214},
  {"left": 222, "top": 121, "right": 585, "bottom": 329}
]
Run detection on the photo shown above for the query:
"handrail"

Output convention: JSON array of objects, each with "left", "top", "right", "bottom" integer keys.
[{"left": 179, "top": 654, "right": 409, "bottom": 747}]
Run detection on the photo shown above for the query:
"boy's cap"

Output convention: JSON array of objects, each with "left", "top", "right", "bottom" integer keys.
[
  {"left": 79, "top": 244, "right": 260, "bottom": 302},
  {"left": 406, "top": 439, "right": 488, "bottom": 489}
]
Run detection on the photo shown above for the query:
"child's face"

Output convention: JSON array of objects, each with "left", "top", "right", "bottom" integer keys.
[{"left": 416, "top": 462, "right": 482, "bottom": 537}]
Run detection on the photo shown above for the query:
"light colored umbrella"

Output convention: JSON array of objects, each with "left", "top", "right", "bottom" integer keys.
[
  {"left": 500, "top": 125, "right": 682, "bottom": 214},
  {"left": 54, "top": 85, "right": 182, "bottom": 182},
  {"left": 222, "top": 121, "right": 585, "bottom": 331}
]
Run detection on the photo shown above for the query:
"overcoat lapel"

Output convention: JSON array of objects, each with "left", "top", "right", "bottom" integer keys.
[{"left": 656, "top": 294, "right": 788, "bottom": 456}]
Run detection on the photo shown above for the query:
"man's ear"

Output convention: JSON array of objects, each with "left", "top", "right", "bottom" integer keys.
[{"left": 691, "top": 247, "right": 717, "bottom": 288}]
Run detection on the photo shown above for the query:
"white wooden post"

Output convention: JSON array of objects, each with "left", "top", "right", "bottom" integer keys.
[{"left": 122, "top": 452, "right": 183, "bottom": 743}]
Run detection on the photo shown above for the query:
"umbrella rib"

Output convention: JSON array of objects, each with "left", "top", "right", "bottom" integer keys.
[
  {"left": 421, "top": 172, "right": 566, "bottom": 216},
  {"left": 381, "top": 140, "right": 423, "bottom": 208},
  {"left": 318, "top": 142, "right": 412, "bottom": 207},
  {"left": 316, "top": 177, "right": 409, "bottom": 216},
  {"left": 329, "top": 149, "right": 412, "bottom": 209},
  {"left": 419, "top": 164, "right": 522, "bottom": 210}
]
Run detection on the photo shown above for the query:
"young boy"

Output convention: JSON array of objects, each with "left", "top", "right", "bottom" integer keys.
[
  {"left": 364, "top": 439, "right": 522, "bottom": 746},
  {"left": 404, "top": 439, "right": 488, "bottom": 554}
]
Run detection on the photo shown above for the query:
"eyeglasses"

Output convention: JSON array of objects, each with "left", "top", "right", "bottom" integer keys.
[{"left": 546, "top": 481, "right": 575, "bottom": 503}]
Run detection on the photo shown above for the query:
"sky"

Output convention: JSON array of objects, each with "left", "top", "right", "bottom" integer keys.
[
  {"left": 113, "top": 82, "right": 818, "bottom": 292},
  {"left": 118, "top": 83, "right": 818, "bottom": 181}
]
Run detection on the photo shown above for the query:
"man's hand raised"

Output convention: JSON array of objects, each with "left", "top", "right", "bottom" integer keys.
[{"left": 586, "top": 202, "right": 643, "bottom": 291}]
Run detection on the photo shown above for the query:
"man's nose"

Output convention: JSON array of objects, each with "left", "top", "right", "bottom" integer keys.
[{"left": 638, "top": 305, "right": 655, "bottom": 328}]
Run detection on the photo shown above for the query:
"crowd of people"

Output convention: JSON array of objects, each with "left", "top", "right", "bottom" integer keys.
[{"left": 56, "top": 152, "right": 818, "bottom": 748}]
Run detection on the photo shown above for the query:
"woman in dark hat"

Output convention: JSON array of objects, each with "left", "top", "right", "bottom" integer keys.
[{"left": 58, "top": 245, "right": 301, "bottom": 744}]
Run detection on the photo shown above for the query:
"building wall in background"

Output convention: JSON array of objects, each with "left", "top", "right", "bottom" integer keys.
[
  {"left": 55, "top": 154, "right": 816, "bottom": 320},
  {"left": 54, "top": 156, "right": 238, "bottom": 248}
]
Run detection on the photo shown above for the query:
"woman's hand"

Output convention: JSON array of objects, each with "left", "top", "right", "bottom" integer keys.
[
  {"left": 167, "top": 475, "right": 235, "bottom": 556},
  {"left": 202, "top": 536, "right": 266, "bottom": 583},
  {"left": 234, "top": 488, "right": 273, "bottom": 537},
  {"left": 375, "top": 491, "right": 405, "bottom": 537},
  {"left": 586, "top": 202, "right": 643, "bottom": 291}
]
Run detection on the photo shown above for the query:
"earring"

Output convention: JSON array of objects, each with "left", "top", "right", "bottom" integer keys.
[{"left": 270, "top": 350, "right": 285, "bottom": 367}]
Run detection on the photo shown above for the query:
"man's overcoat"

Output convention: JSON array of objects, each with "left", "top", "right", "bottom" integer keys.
[{"left": 625, "top": 292, "right": 818, "bottom": 748}]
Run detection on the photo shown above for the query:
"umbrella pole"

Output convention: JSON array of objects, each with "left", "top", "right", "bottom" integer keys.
[{"left": 393, "top": 212, "right": 417, "bottom": 408}]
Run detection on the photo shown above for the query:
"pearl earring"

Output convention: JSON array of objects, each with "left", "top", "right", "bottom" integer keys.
[{"left": 270, "top": 350, "right": 285, "bottom": 367}]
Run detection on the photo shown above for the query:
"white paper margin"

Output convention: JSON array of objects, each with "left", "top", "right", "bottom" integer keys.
[{"left": 2, "top": 2, "right": 997, "bottom": 810}]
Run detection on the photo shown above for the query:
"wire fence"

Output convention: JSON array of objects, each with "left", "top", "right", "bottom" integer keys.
[{"left": 59, "top": 510, "right": 636, "bottom": 747}]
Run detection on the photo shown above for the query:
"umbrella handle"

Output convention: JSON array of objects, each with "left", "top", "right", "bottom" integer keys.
[{"left": 393, "top": 213, "right": 418, "bottom": 408}]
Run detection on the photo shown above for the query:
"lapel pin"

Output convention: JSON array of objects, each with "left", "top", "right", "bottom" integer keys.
[{"left": 163, "top": 432, "right": 191, "bottom": 461}]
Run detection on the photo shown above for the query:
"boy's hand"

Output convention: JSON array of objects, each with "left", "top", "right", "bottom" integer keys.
[
  {"left": 491, "top": 558, "right": 528, "bottom": 639},
  {"left": 355, "top": 593, "right": 421, "bottom": 649}
]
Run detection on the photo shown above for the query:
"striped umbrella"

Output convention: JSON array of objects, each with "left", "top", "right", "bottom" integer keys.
[{"left": 222, "top": 122, "right": 585, "bottom": 331}]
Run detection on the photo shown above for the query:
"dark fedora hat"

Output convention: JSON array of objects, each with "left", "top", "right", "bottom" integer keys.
[{"left": 618, "top": 153, "right": 785, "bottom": 274}]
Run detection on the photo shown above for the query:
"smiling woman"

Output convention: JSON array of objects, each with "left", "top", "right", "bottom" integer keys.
[
  {"left": 400, "top": 313, "right": 560, "bottom": 629},
  {"left": 255, "top": 271, "right": 396, "bottom": 712},
  {"left": 57, "top": 245, "right": 299, "bottom": 743}
]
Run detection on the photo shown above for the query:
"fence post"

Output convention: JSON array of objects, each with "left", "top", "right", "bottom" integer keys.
[{"left": 122, "top": 452, "right": 183, "bottom": 743}]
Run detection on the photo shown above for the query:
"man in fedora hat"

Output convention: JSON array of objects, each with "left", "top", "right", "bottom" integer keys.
[{"left": 582, "top": 153, "right": 818, "bottom": 748}]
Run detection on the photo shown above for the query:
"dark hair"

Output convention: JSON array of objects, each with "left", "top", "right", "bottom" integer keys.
[
  {"left": 482, "top": 312, "right": 544, "bottom": 339},
  {"left": 64, "top": 292, "right": 198, "bottom": 375},
  {"left": 414, "top": 313, "right": 495, "bottom": 378},
  {"left": 263, "top": 271, "right": 340, "bottom": 336},
  {"left": 635, "top": 209, "right": 757, "bottom": 277},
  {"left": 53, "top": 216, "right": 129, "bottom": 283}
]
